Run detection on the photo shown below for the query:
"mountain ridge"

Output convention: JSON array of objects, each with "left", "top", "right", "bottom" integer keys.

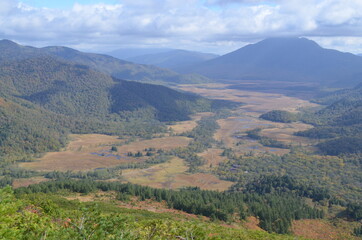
[
  {"left": 185, "top": 37, "right": 362, "bottom": 87},
  {"left": 0, "top": 45, "right": 231, "bottom": 161},
  {"left": 0, "top": 39, "right": 211, "bottom": 85},
  {"left": 0, "top": 55, "right": 217, "bottom": 121},
  {"left": 126, "top": 49, "right": 218, "bottom": 72},
  {"left": 106, "top": 47, "right": 173, "bottom": 59}
]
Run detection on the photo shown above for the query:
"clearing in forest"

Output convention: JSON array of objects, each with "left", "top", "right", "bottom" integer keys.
[
  {"left": 121, "top": 157, "right": 233, "bottom": 191},
  {"left": 292, "top": 219, "right": 359, "bottom": 240},
  {"left": 20, "top": 134, "right": 191, "bottom": 171},
  {"left": 12, "top": 177, "right": 49, "bottom": 188},
  {"left": 169, "top": 112, "right": 213, "bottom": 134}
]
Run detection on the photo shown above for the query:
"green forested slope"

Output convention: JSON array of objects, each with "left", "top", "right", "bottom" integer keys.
[
  {"left": 43, "top": 46, "right": 211, "bottom": 84},
  {"left": 0, "top": 39, "right": 210, "bottom": 85},
  {"left": 0, "top": 54, "right": 229, "bottom": 162},
  {"left": 259, "top": 110, "right": 298, "bottom": 123},
  {"left": 296, "top": 84, "right": 362, "bottom": 155},
  {"left": 313, "top": 83, "right": 362, "bottom": 105},
  {"left": 0, "top": 100, "right": 68, "bottom": 162},
  {"left": 0, "top": 57, "right": 112, "bottom": 118},
  {"left": 110, "top": 80, "right": 212, "bottom": 121},
  {"left": 0, "top": 56, "right": 218, "bottom": 121}
]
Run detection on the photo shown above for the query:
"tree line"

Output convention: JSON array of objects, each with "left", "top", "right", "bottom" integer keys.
[{"left": 14, "top": 176, "right": 324, "bottom": 234}]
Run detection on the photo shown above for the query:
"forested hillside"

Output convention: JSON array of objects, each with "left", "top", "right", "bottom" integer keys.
[
  {"left": 296, "top": 84, "right": 362, "bottom": 155},
  {"left": 0, "top": 56, "right": 215, "bottom": 121},
  {"left": 0, "top": 39, "right": 210, "bottom": 85},
  {"left": 0, "top": 99, "right": 68, "bottom": 163},
  {"left": 0, "top": 46, "right": 232, "bottom": 162},
  {"left": 42, "top": 46, "right": 211, "bottom": 84},
  {"left": 260, "top": 110, "right": 298, "bottom": 123},
  {"left": 258, "top": 84, "right": 362, "bottom": 155}
]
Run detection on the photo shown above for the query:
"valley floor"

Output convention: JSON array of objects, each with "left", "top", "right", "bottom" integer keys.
[
  {"left": 13, "top": 83, "right": 361, "bottom": 239},
  {"left": 19, "top": 83, "right": 318, "bottom": 191},
  {"left": 178, "top": 83, "right": 318, "bottom": 155}
]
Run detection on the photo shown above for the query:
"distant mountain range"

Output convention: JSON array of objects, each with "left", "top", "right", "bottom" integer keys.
[
  {"left": 0, "top": 40, "right": 210, "bottom": 85},
  {"left": 184, "top": 37, "right": 362, "bottom": 87},
  {"left": 106, "top": 48, "right": 173, "bottom": 60},
  {"left": 125, "top": 49, "right": 218, "bottom": 72}
]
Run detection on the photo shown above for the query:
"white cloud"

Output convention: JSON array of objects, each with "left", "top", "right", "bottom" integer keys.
[
  {"left": 0, "top": 0, "right": 361, "bottom": 53},
  {"left": 310, "top": 36, "right": 362, "bottom": 54},
  {"left": 0, "top": 0, "right": 17, "bottom": 14}
]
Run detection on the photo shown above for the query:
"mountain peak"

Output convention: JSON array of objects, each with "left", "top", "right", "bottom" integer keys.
[
  {"left": 260, "top": 37, "right": 318, "bottom": 44},
  {"left": 247, "top": 37, "right": 322, "bottom": 51},
  {"left": 185, "top": 37, "right": 362, "bottom": 87},
  {"left": 0, "top": 39, "right": 19, "bottom": 47}
]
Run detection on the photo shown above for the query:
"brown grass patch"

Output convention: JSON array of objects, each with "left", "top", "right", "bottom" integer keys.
[
  {"left": 214, "top": 117, "right": 257, "bottom": 147},
  {"left": 242, "top": 216, "right": 263, "bottom": 231},
  {"left": 260, "top": 123, "right": 317, "bottom": 147},
  {"left": 117, "top": 198, "right": 207, "bottom": 220},
  {"left": 65, "top": 191, "right": 117, "bottom": 202},
  {"left": 169, "top": 112, "right": 213, "bottom": 134},
  {"left": 179, "top": 84, "right": 316, "bottom": 155},
  {"left": 65, "top": 192, "right": 207, "bottom": 220},
  {"left": 214, "top": 117, "right": 289, "bottom": 155},
  {"left": 122, "top": 157, "right": 188, "bottom": 189},
  {"left": 169, "top": 120, "right": 197, "bottom": 135},
  {"left": 292, "top": 219, "right": 358, "bottom": 240},
  {"left": 172, "top": 173, "right": 233, "bottom": 191},
  {"left": 198, "top": 148, "right": 228, "bottom": 170},
  {"left": 20, "top": 134, "right": 191, "bottom": 172},
  {"left": 116, "top": 136, "right": 191, "bottom": 153},
  {"left": 178, "top": 83, "right": 317, "bottom": 113},
  {"left": 122, "top": 157, "right": 233, "bottom": 191},
  {"left": 66, "top": 134, "right": 122, "bottom": 151},
  {"left": 0, "top": 97, "right": 6, "bottom": 106},
  {"left": 20, "top": 150, "right": 141, "bottom": 172},
  {"left": 12, "top": 177, "right": 49, "bottom": 188}
]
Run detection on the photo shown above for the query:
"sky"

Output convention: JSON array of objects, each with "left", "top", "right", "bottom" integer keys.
[{"left": 1, "top": 0, "right": 362, "bottom": 54}]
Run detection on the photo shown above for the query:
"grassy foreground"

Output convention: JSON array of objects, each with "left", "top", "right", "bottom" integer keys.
[{"left": 0, "top": 186, "right": 305, "bottom": 240}]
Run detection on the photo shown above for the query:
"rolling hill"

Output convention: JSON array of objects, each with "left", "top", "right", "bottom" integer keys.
[
  {"left": 126, "top": 49, "right": 218, "bottom": 72},
  {"left": 0, "top": 40, "right": 210, "bottom": 85},
  {"left": 0, "top": 48, "right": 230, "bottom": 161},
  {"left": 0, "top": 55, "right": 213, "bottom": 121},
  {"left": 185, "top": 37, "right": 362, "bottom": 87}
]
